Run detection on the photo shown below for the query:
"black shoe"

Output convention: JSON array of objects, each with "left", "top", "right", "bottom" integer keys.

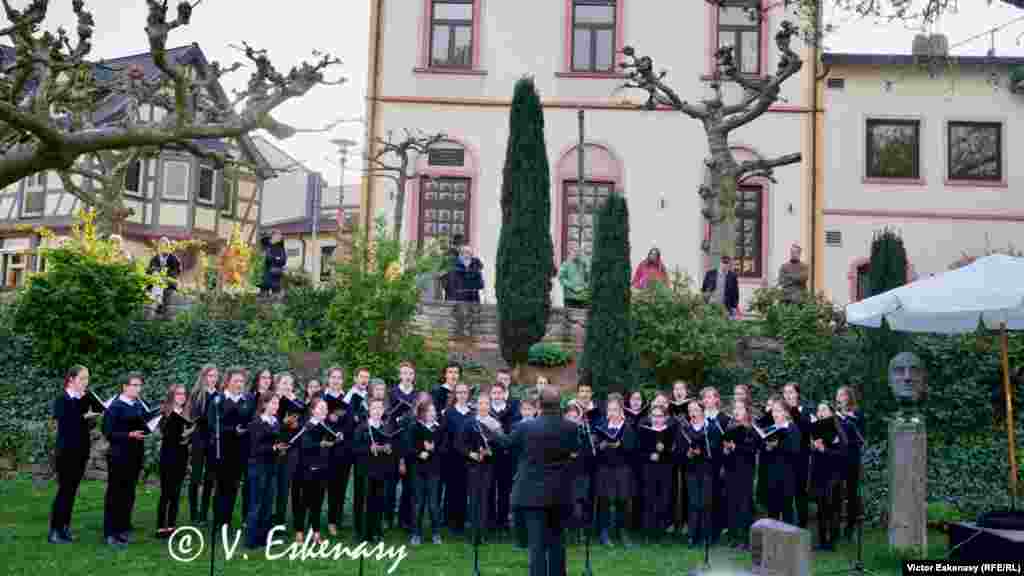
[
  {"left": 61, "top": 526, "right": 74, "bottom": 542},
  {"left": 48, "top": 529, "right": 70, "bottom": 544},
  {"left": 105, "top": 536, "right": 126, "bottom": 548},
  {"left": 115, "top": 532, "right": 131, "bottom": 543}
]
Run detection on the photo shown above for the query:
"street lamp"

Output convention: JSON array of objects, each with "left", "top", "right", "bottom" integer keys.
[{"left": 310, "top": 137, "right": 359, "bottom": 286}]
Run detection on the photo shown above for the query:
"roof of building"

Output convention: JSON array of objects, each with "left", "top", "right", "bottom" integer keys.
[
  {"left": 823, "top": 52, "right": 1024, "bottom": 67},
  {"left": 1, "top": 43, "right": 271, "bottom": 177}
]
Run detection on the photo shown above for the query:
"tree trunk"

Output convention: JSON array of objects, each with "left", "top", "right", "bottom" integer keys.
[
  {"left": 392, "top": 173, "right": 407, "bottom": 243},
  {"left": 704, "top": 130, "right": 740, "bottom": 263}
]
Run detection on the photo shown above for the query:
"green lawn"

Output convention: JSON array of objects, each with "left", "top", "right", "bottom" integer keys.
[{"left": 0, "top": 474, "right": 946, "bottom": 575}]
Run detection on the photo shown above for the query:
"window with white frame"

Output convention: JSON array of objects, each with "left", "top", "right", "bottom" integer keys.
[
  {"left": 717, "top": 0, "right": 761, "bottom": 76},
  {"left": 571, "top": 0, "right": 617, "bottom": 72},
  {"left": 162, "top": 160, "right": 190, "bottom": 200},
  {"left": 430, "top": 0, "right": 474, "bottom": 68}
]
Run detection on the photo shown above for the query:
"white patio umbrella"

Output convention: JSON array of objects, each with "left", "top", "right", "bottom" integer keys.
[{"left": 845, "top": 253, "right": 1024, "bottom": 508}]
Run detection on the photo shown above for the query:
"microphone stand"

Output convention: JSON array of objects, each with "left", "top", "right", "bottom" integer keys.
[
  {"left": 703, "top": 425, "right": 712, "bottom": 571},
  {"left": 581, "top": 414, "right": 597, "bottom": 576},
  {"left": 209, "top": 394, "right": 221, "bottom": 576}
]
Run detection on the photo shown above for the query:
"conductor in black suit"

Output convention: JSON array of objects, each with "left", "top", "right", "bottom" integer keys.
[
  {"left": 482, "top": 387, "right": 579, "bottom": 576},
  {"left": 701, "top": 255, "right": 740, "bottom": 318}
]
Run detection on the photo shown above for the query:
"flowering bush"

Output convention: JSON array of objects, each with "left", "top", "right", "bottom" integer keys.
[{"left": 12, "top": 209, "right": 157, "bottom": 367}]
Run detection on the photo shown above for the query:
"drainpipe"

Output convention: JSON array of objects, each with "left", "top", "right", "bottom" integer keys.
[
  {"left": 362, "top": 0, "right": 384, "bottom": 241},
  {"left": 808, "top": 0, "right": 825, "bottom": 293}
]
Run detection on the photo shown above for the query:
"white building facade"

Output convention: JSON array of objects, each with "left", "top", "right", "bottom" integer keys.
[
  {"left": 364, "top": 0, "right": 814, "bottom": 307},
  {"left": 820, "top": 53, "right": 1024, "bottom": 305}
]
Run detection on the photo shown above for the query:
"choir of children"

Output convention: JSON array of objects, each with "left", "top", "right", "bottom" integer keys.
[{"left": 49, "top": 361, "right": 865, "bottom": 554}]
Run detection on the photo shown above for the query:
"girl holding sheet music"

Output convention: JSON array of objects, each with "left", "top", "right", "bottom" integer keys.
[
  {"left": 678, "top": 399, "right": 719, "bottom": 548},
  {"left": 723, "top": 400, "right": 758, "bottom": 551},
  {"left": 354, "top": 397, "right": 402, "bottom": 543},
  {"left": 273, "top": 373, "right": 303, "bottom": 529},
  {"left": 294, "top": 398, "right": 339, "bottom": 544},
  {"left": 407, "top": 397, "right": 445, "bottom": 545},
  {"left": 102, "top": 372, "right": 152, "bottom": 548},
  {"left": 594, "top": 393, "right": 634, "bottom": 548},
  {"left": 638, "top": 405, "right": 674, "bottom": 543},
  {"left": 323, "top": 366, "right": 349, "bottom": 537},
  {"left": 246, "top": 392, "right": 288, "bottom": 549},
  {"left": 156, "top": 384, "right": 192, "bottom": 538},
  {"left": 761, "top": 396, "right": 801, "bottom": 525},
  {"left": 459, "top": 393, "right": 496, "bottom": 544},
  {"left": 810, "top": 402, "right": 848, "bottom": 551},
  {"left": 49, "top": 365, "right": 98, "bottom": 545},
  {"left": 836, "top": 385, "right": 864, "bottom": 540},
  {"left": 440, "top": 381, "right": 472, "bottom": 535}
]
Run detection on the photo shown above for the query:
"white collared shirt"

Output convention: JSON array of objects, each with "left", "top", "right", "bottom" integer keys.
[
  {"left": 262, "top": 415, "right": 277, "bottom": 426},
  {"left": 455, "top": 404, "right": 470, "bottom": 415},
  {"left": 492, "top": 401, "right": 506, "bottom": 413},
  {"left": 691, "top": 421, "right": 706, "bottom": 432},
  {"left": 607, "top": 419, "right": 623, "bottom": 431},
  {"left": 399, "top": 383, "right": 414, "bottom": 395},
  {"left": 308, "top": 418, "right": 322, "bottom": 427},
  {"left": 369, "top": 419, "right": 382, "bottom": 429},
  {"left": 67, "top": 389, "right": 81, "bottom": 400},
  {"left": 224, "top": 391, "right": 242, "bottom": 403},
  {"left": 324, "top": 389, "right": 342, "bottom": 399},
  {"left": 705, "top": 409, "right": 719, "bottom": 420},
  {"left": 119, "top": 394, "right": 136, "bottom": 406}
]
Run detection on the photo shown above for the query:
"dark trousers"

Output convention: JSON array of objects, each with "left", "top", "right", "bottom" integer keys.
[
  {"left": 411, "top": 473, "right": 441, "bottom": 537},
  {"left": 295, "top": 478, "right": 326, "bottom": 533},
  {"left": 766, "top": 481, "right": 795, "bottom": 525},
  {"left": 157, "top": 456, "right": 188, "bottom": 530},
  {"left": 240, "top": 457, "right": 250, "bottom": 521},
  {"left": 844, "top": 460, "right": 862, "bottom": 531},
  {"left": 468, "top": 463, "right": 493, "bottom": 541},
  {"left": 214, "top": 456, "right": 243, "bottom": 529},
  {"left": 643, "top": 463, "right": 672, "bottom": 534},
  {"left": 727, "top": 467, "right": 755, "bottom": 545},
  {"left": 274, "top": 449, "right": 299, "bottom": 526},
  {"left": 795, "top": 453, "right": 810, "bottom": 527},
  {"left": 522, "top": 507, "right": 565, "bottom": 576},
  {"left": 686, "top": 470, "right": 713, "bottom": 545},
  {"left": 353, "top": 467, "right": 367, "bottom": 537},
  {"left": 597, "top": 497, "right": 628, "bottom": 536},
  {"left": 817, "top": 484, "right": 842, "bottom": 547},
  {"left": 630, "top": 464, "right": 644, "bottom": 531},
  {"left": 50, "top": 449, "right": 88, "bottom": 532},
  {"left": 246, "top": 462, "right": 277, "bottom": 548},
  {"left": 103, "top": 456, "right": 142, "bottom": 538},
  {"left": 189, "top": 442, "right": 215, "bottom": 523},
  {"left": 443, "top": 457, "right": 467, "bottom": 532},
  {"left": 672, "top": 464, "right": 687, "bottom": 530},
  {"left": 387, "top": 471, "right": 413, "bottom": 530},
  {"left": 712, "top": 463, "right": 728, "bottom": 540},
  {"left": 492, "top": 455, "right": 515, "bottom": 529},
  {"left": 515, "top": 508, "right": 528, "bottom": 547},
  {"left": 364, "top": 476, "right": 389, "bottom": 541},
  {"left": 328, "top": 459, "right": 352, "bottom": 527}
]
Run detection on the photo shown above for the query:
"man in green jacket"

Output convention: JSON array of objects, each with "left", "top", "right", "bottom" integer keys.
[{"left": 558, "top": 247, "right": 590, "bottom": 308}]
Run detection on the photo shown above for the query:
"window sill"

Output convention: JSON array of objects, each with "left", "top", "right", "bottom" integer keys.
[
  {"left": 413, "top": 67, "right": 487, "bottom": 77},
  {"left": 862, "top": 177, "right": 927, "bottom": 186},
  {"left": 700, "top": 73, "right": 768, "bottom": 82},
  {"left": 944, "top": 178, "right": 1008, "bottom": 189},
  {"left": 556, "top": 71, "right": 627, "bottom": 79},
  {"left": 196, "top": 199, "right": 216, "bottom": 207},
  {"left": 738, "top": 277, "right": 767, "bottom": 286},
  {"left": 19, "top": 213, "right": 43, "bottom": 219}
]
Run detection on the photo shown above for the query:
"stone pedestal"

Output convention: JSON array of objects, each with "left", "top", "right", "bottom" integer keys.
[
  {"left": 750, "top": 518, "right": 810, "bottom": 576},
  {"left": 888, "top": 418, "right": 927, "bottom": 551}
]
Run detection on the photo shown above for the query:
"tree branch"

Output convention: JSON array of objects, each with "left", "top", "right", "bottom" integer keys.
[
  {"left": 719, "top": 21, "right": 803, "bottom": 133},
  {"left": 618, "top": 46, "right": 708, "bottom": 119},
  {"left": 735, "top": 152, "right": 802, "bottom": 182}
]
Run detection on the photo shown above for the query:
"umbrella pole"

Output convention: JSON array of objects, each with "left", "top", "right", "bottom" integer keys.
[{"left": 1000, "top": 323, "right": 1018, "bottom": 511}]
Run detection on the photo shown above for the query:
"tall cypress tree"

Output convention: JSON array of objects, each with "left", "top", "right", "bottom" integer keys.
[
  {"left": 496, "top": 77, "right": 556, "bottom": 367},
  {"left": 867, "top": 228, "right": 910, "bottom": 400},
  {"left": 580, "top": 192, "right": 632, "bottom": 394}
]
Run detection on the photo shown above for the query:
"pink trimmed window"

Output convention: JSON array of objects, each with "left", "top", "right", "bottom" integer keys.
[
  {"left": 569, "top": 0, "right": 618, "bottom": 73},
  {"left": 562, "top": 180, "right": 613, "bottom": 260},
  {"left": 716, "top": 0, "right": 762, "bottom": 76},
  {"left": 866, "top": 118, "right": 921, "bottom": 180},
  {"left": 854, "top": 261, "right": 871, "bottom": 302},
  {"left": 735, "top": 185, "right": 763, "bottom": 278},
  {"left": 419, "top": 176, "right": 471, "bottom": 248},
  {"left": 428, "top": 0, "right": 476, "bottom": 69}
]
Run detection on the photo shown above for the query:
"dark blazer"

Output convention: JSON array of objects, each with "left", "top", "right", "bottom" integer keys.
[
  {"left": 492, "top": 413, "right": 579, "bottom": 510},
  {"left": 147, "top": 253, "right": 182, "bottom": 285},
  {"left": 701, "top": 269, "right": 739, "bottom": 311}
]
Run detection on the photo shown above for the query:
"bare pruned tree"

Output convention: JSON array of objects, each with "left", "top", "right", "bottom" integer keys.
[
  {"left": 619, "top": 18, "right": 803, "bottom": 264},
  {"left": 0, "top": 0, "right": 344, "bottom": 202},
  {"left": 824, "top": 0, "right": 1022, "bottom": 24},
  {"left": 365, "top": 128, "right": 446, "bottom": 241}
]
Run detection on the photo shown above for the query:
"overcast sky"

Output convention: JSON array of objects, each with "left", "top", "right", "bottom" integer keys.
[{"left": 3, "top": 1, "right": 1023, "bottom": 187}]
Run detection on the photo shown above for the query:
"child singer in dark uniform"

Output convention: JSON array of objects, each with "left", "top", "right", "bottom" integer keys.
[
  {"left": 762, "top": 396, "right": 801, "bottom": 524},
  {"left": 354, "top": 397, "right": 402, "bottom": 543},
  {"left": 294, "top": 398, "right": 340, "bottom": 544},
  {"left": 156, "top": 384, "right": 192, "bottom": 538},
  {"left": 638, "top": 404, "right": 674, "bottom": 544},
  {"left": 211, "top": 367, "right": 253, "bottom": 531},
  {"left": 677, "top": 399, "right": 720, "bottom": 548},
  {"left": 594, "top": 393, "right": 635, "bottom": 548},
  {"left": 102, "top": 373, "right": 150, "bottom": 547},
  {"left": 407, "top": 398, "right": 445, "bottom": 545},
  {"left": 49, "top": 365, "right": 99, "bottom": 544},
  {"left": 246, "top": 392, "right": 288, "bottom": 549},
  {"left": 722, "top": 399, "right": 758, "bottom": 551},
  {"left": 811, "top": 402, "right": 848, "bottom": 551},
  {"left": 460, "top": 393, "right": 498, "bottom": 544}
]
